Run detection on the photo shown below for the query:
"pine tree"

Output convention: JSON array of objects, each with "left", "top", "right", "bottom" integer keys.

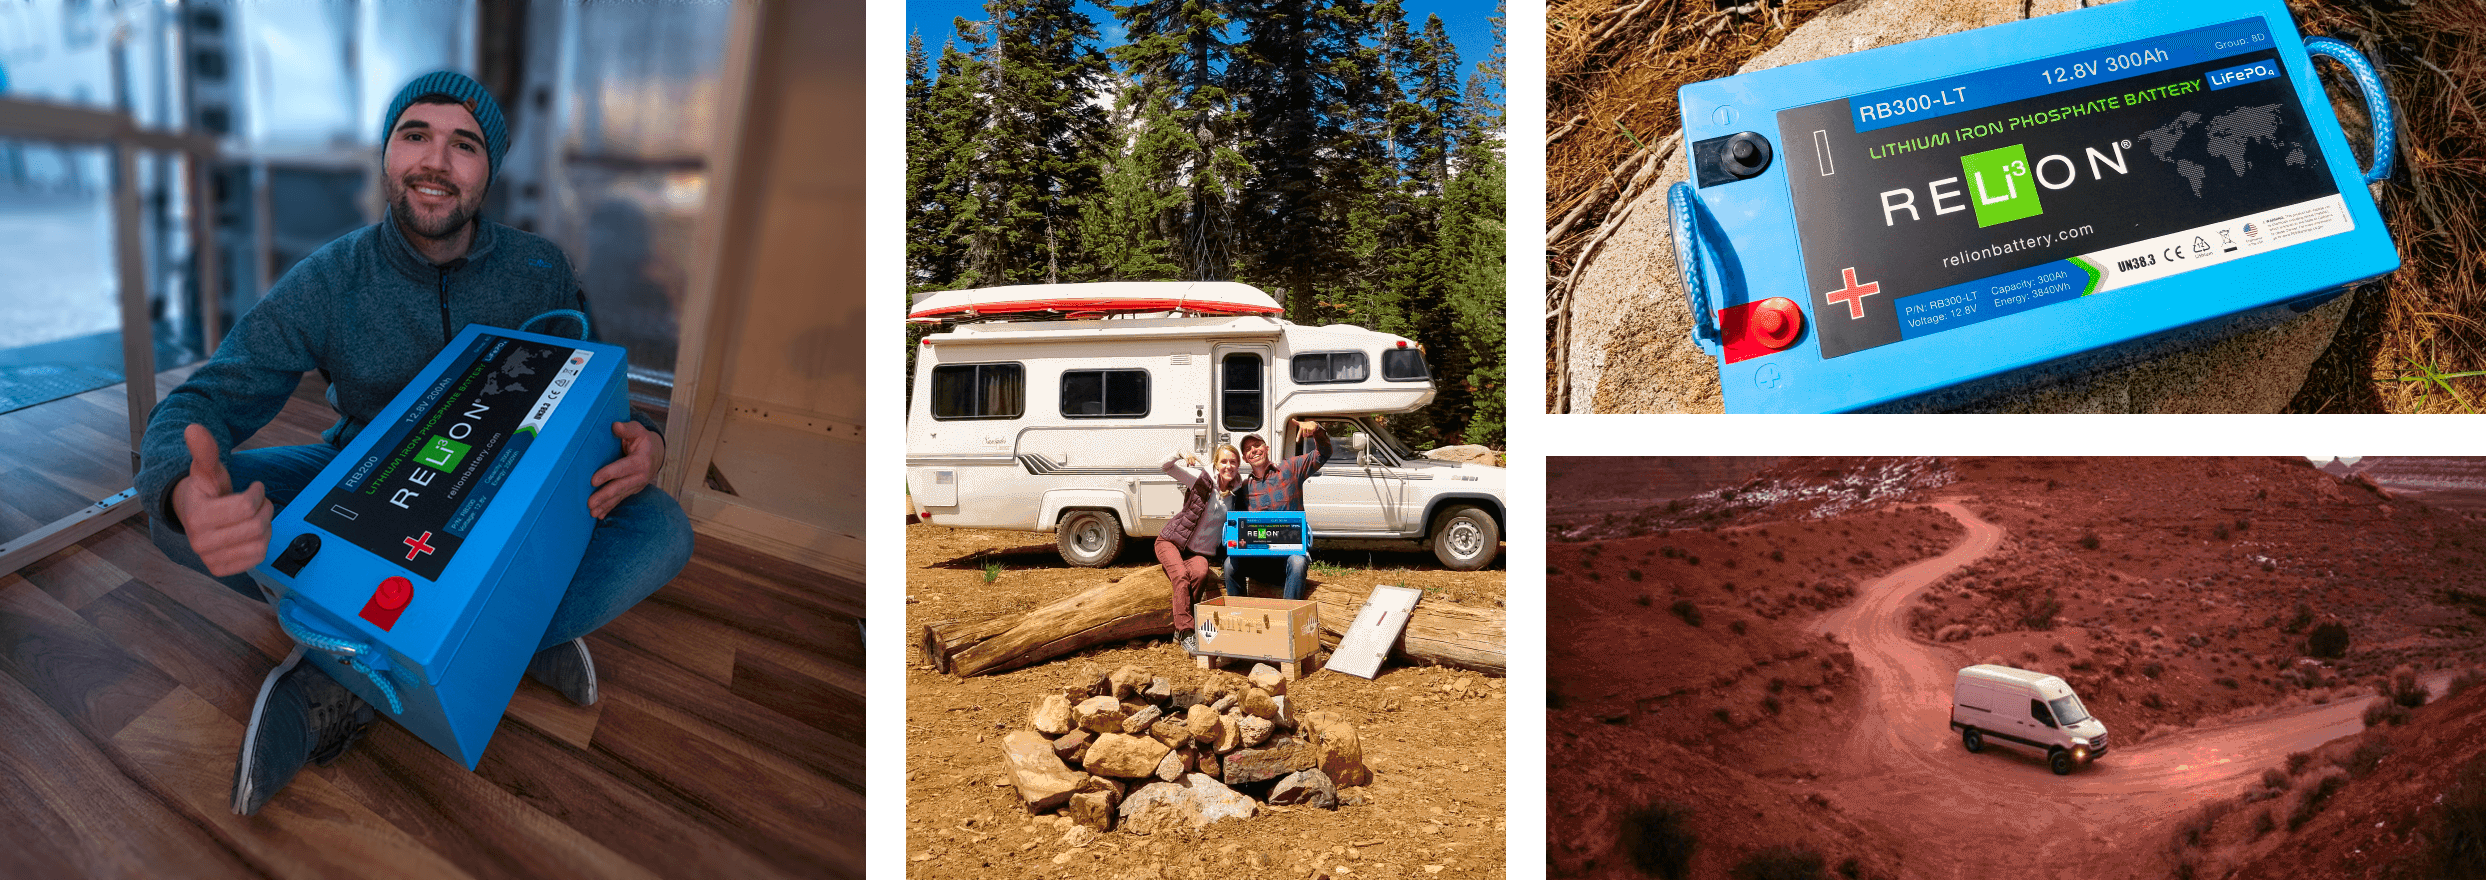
[
  {"left": 960, "top": 0, "right": 1110, "bottom": 287},
  {"left": 1106, "top": 0, "right": 1250, "bottom": 280}
]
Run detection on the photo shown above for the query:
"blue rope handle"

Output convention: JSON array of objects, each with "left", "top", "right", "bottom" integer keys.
[
  {"left": 1669, "top": 182, "right": 1718, "bottom": 342},
  {"left": 2304, "top": 36, "right": 2395, "bottom": 185},
  {"left": 277, "top": 598, "right": 406, "bottom": 715},
  {"left": 520, "top": 308, "right": 592, "bottom": 340}
]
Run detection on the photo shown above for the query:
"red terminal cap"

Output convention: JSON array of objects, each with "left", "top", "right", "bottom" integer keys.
[{"left": 1753, "top": 297, "right": 1803, "bottom": 349}]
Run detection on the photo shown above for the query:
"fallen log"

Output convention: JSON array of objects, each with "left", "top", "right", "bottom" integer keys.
[
  {"left": 1307, "top": 585, "right": 1505, "bottom": 676},
  {"left": 920, "top": 569, "right": 1508, "bottom": 677}
]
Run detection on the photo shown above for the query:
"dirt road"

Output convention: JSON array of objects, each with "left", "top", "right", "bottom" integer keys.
[{"left": 1810, "top": 501, "right": 2417, "bottom": 878}]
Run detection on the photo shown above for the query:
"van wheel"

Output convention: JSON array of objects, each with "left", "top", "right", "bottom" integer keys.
[
  {"left": 1961, "top": 728, "right": 1983, "bottom": 753},
  {"left": 1430, "top": 506, "right": 1498, "bottom": 571},
  {"left": 2049, "top": 748, "right": 2073, "bottom": 775},
  {"left": 1056, "top": 510, "right": 1123, "bottom": 568}
]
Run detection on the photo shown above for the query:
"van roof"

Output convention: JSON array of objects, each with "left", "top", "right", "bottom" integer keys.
[
  {"left": 921, "top": 314, "right": 1414, "bottom": 350},
  {"left": 1958, "top": 664, "right": 2074, "bottom": 697}
]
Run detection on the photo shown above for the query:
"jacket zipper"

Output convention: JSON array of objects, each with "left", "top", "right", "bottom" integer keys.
[{"left": 437, "top": 268, "right": 453, "bottom": 342}]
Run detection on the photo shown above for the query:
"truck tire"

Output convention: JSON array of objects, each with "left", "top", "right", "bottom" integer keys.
[
  {"left": 1430, "top": 505, "right": 1498, "bottom": 571},
  {"left": 1056, "top": 510, "right": 1124, "bottom": 568},
  {"left": 2049, "top": 748, "right": 2073, "bottom": 776},
  {"left": 1961, "top": 728, "right": 1983, "bottom": 753}
]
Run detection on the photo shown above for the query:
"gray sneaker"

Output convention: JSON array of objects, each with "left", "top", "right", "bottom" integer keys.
[
  {"left": 1178, "top": 631, "right": 1199, "bottom": 655},
  {"left": 231, "top": 646, "right": 376, "bottom": 816},
  {"left": 527, "top": 638, "right": 599, "bottom": 706}
]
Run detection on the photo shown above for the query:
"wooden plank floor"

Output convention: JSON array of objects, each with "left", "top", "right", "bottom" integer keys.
[{"left": 0, "top": 370, "right": 866, "bottom": 880}]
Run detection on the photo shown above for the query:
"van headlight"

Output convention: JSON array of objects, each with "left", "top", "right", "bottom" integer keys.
[{"left": 2072, "top": 738, "right": 2091, "bottom": 747}]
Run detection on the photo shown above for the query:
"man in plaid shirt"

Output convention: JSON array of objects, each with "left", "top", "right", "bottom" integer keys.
[{"left": 1221, "top": 418, "right": 1330, "bottom": 600}]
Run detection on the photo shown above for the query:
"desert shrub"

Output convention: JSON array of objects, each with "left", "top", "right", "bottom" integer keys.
[
  {"left": 2289, "top": 768, "right": 2349, "bottom": 830},
  {"left": 1730, "top": 846, "right": 1827, "bottom": 880},
  {"left": 2022, "top": 594, "right": 2064, "bottom": 630},
  {"left": 2176, "top": 803, "right": 2221, "bottom": 849},
  {"left": 1547, "top": 565, "right": 1563, "bottom": 575},
  {"left": 1659, "top": 545, "right": 1677, "bottom": 559},
  {"left": 2216, "top": 676, "right": 2240, "bottom": 689},
  {"left": 1730, "top": 620, "right": 1749, "bottom": 635},
  {"left": 1621, "top": 801, "right": 1699, "bottom": 880},
  {"left": 2142, "top": 691, "right": 2166, "bottom": 710},
  {"left": 2283, "top": 603, "right": 2315, "bottom": 634},
  {"left": 2307, "top": 621, "right": 2351, "bottom": 659},
  {"left": 2431, "top": 756, "right": 2486, "bottom": 878},
  {"left": 2143, "top": 662, "right": 2165, "bottom": 679},
  {"left": 1589, "top": 572, "right": 1603, "bottom": 582},
  {"left": 2262, "top": 768, "right": 2290, "bottom": 790},
  {"left": 2367, "top": 700, "right": 2411, "bottom": 728},
  {"left": 2251, "top": 809, "right": 2276, "bottom": 840},
  {"left": 2287, "top": 750, "right": 2314, "bottom": 775},
  {"left": 2393, "top": 670, "right": 2428, "bottom": 708},
  {"left": 1769, "top": 677, "right": 1786, "bottom": 694},
  {"left": 2451, "top": 668, "right": 2486, "bottom": 699},
  {"left": 2077, "top": 532, "right": 2100, "bottom": 550},
  {"left": 2234, "top": 517, "right": 2250, "bottom": 532},
  {"left": 2345, "top": 738, "right": 2396, "bottom": 777},
  {"left": 1636, "top": 594, "right": 1653, "bottom": 607},
  {"left": 1672, "top": 600, "right": 1704, "bottom": 627},
  {"left": 1686, "top": 556, "right": 1701, "bottom": 566},
  {"left": 1762, "top": 695, "right": 1782, "bottom": 715},
  {"left": 1770, "top": 549, "right": 1786, "bottom": 563}
]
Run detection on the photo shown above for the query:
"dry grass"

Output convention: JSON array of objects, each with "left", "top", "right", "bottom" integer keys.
[{"left": 1546, "top": 0, "right": 2486, "bottom": 413}]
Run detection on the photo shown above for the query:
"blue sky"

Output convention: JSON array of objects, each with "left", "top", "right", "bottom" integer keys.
[{"left": 904, "top": 0, "right": 1503, "bottom": 104}]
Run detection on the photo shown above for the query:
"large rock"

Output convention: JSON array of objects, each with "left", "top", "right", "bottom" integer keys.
[
  {"left": 1214, "top": 713, "right": 1242, "bottom": 754},
  {"left": 1031, "top": 694, "right": 1074, "bottom": 736},
  {"left": 1269, "top": 768, "right": 1338, "bottom": 809},
  {"left": 1222, "top": 739, "right": 1316, "bottom": 784},
  {"left": 1000, "top": 730, "right": 1088, "bottom": 812},
  {"left": 1065, "top": 789, "right": 1117, "bottom": 832},
  {"left": 1154, "top": 746, "right": 1191, "bottom": 782},
  {"left": 1553, "top": 0, "right": 2344, "bottom": 414},
  {"left": 1150, "top": 716, "right": 1193, "bottom": 748},
  {"left": 1117, "top": 774, "right": 1257, "bottom": 835},
  {"left": 1076, "top": 774, "right": 1126, "bottom": 800},
  {"left": 1239, "top": 687, "right": 1279, "bottom": 719},
  {"left": 1121, "top": 704, "right": 1165, "bottom": 735},
  {"left": 1247, "top": 664, "right": 1288, "bottom": 695},
  {"left": 1184, "top": 705, "right": 1220, "bottom": 742},
  {"left": 1053, "top": 729, "right": 1092, "bottom": 764},
  {"left": 1074, "top": 695, "right": 1128, "bottom": 734},
  {"left": 1196, "top": 749, "right": 1222, "bottom": 780},
  {"left": 1110, "top": 665, "right": 1152, "bottom": 700},
  {"left": 1144, "top": 676, "right": 1173, "bottom": 703},
  {"left": 1238, "top": 715, "right": 1275, "bottom": 748},
  {"left": 1200, "top": 670, "right": 1250, "bottom": 702},
  {"left": 1083, "top": 733, "right": 1172, "bottom": 778},
  {"left": 1299, "top": 710, "right": 1372, "bottom": 787},
  {"left": 1064, "top": 666, "right": 1111, "bottom": 700}
]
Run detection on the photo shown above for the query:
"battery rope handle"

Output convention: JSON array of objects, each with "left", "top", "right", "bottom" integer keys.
[
  {"left": 276, "top": 597, "right": 407, "bottom": 715},
  {"left": 1668, "top": 182, "right": 1719, "bottom": 342},
  {"left": 2303, "top": 37, "right": 2395, "bottom": 185},
  {"left": 520, "top": 308, "right": 592, "bottom": 340}
]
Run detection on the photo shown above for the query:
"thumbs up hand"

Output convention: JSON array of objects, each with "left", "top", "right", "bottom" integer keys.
[{"left": 171, "top": 424, "right": 272, "bottom": 576}]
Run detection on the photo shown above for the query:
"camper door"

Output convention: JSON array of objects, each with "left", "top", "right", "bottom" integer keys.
[{"left": 1213, "top": 345, "right": 1272, "bottom": 452}]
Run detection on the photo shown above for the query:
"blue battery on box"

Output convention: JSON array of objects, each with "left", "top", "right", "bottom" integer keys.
[
  {"left": 1222, "top": 510, "right": 1311, "bottom": 557},
  {"left": 250, "top": 324, "right": 630, "bottom": 769}
]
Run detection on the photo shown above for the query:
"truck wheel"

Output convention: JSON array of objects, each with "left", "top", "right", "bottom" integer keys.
[
  {"left": 1962, "top": 728, "right": 1982, "bottom": 753},
  {"left": 1430, "top": 506, "right": 1498, "bottom": 571},
  {"left": 1056, "top": 510, "right": 1123, "bottom": 568},
  {"left": 2049, "top": 748, "right": 2073, "bottom": 775}
]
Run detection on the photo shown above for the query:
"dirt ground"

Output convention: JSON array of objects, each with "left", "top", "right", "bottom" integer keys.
[{"left": 906, "top": 524, "right": 1506, "bottom": 880}]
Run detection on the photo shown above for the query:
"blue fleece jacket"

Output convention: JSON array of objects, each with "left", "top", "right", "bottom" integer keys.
[{"left": 139, "top": 211, "right": 649, "bottom": 531}]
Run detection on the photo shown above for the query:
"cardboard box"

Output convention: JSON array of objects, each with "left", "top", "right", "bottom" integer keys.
[{"left": 1194, "top": 596, "right": 1321, "bottom": 663}]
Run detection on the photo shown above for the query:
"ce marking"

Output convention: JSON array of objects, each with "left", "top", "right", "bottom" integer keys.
[{"left": 2161, "top": 245, "right": 2189, "bottom": 262}]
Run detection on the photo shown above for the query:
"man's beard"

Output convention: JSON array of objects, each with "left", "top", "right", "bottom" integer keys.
[{"left": 387, "top": 174, "right": 479, "bottom": 242}]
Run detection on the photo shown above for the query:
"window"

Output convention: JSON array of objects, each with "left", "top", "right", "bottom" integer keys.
[
  {"left": 1290, "top": 351, "right": 1369, "bottom": 384},
  {"left": 1220, "top": 353, "right": 1262, "bottom": 431},
  {"left": 1382, "top": 347, "right": 1429, "bottom": 381},
  {"left": 2030, "top": 699, "right": 2055, "bottom": 727},
  {"left": 930, "top": 363, "right": 1024, "bottom": 420},
  {"left": 1060, "top": 369, "right": 1150, "bottom": 418}
]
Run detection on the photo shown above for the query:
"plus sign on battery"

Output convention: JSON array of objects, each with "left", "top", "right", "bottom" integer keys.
[
  {"left": 403, "top": 531, "right": 438, "bottom": 561},
  {"left": 1824, "top": 267, "right": 1881, "bottom": 319}
]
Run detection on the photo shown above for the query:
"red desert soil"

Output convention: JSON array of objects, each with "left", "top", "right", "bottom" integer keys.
[
  {"left": 907, "top": 524, "right": 1506, "bottom": 880},
  {"left": 1549, "top": 457, "right": 2486, "bottom": 880}
]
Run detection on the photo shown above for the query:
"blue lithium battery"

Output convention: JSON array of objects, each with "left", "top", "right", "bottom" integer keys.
[
  {"left": 251, "top": 324, "right": 629, "bottom": 769},
  {"left": 1223, "top": 510, "right": 1311, "bottom": 557}
]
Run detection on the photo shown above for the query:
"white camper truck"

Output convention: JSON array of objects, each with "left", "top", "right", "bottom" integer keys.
[
  {"left": 904, "top": 282, "right": 1506, "bottom": 571},
  {"left": 1950, "top": 664, "right": 2110, "bottom": 775}
]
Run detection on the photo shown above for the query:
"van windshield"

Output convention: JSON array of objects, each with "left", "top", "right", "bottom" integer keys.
[{"left": 2049, "top": 695, "right": 2091, "bottom": 727}]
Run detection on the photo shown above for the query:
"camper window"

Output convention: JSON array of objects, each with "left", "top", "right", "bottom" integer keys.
[
  {"left": 1290, "top": 351, "right": 1370, "bottom": 384},
  {"left": 1382, "top": 347, "right": 1429, "bottom": 381},
  {"left": 930, "top": 363, "right": 1026, "bottom": 420},
  {"left": 1220, "top": 353, "right": 1263, "bottom": 431},
  {"left": 1060, "top": 369, "right": 1150, "bottom": 418}
]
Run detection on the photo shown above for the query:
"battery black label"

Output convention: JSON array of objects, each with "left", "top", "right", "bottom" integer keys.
[
  {"left": 307, "top": 334, "right": 592, "bottom": 580},
  {"left": 1777, "top": 29, "right": 2340, "bottom": 359}
]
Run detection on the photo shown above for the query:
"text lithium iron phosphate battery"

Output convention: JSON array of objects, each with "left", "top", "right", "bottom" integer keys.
[
  {"left": 250, "top": 324, "right": 628, "bottom": 768},
  {"left": 1670, "top": 0, "right": 2399, "bottom": 412}
]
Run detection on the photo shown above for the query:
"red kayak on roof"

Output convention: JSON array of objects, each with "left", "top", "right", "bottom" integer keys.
[{"left": 907, "top": 281, "right": 1284, "bottom": 322}]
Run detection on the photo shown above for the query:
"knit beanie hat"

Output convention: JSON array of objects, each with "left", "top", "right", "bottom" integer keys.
[{"left": 381, "top": 70, "right": 509, "bottom": 184}]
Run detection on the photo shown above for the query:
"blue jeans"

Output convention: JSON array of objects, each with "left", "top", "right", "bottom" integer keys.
[
  {"left": 150, "top": 443, "right": 694, "bottom": 653},
  {"left": 1221, "top": 554, "right": 1310, "bottom": 601}
]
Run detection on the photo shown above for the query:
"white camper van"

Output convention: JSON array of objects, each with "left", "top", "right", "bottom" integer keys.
[
  {"left": 904, "top": 282, "right": 1506, "bottom": 571},
  {"left": 1950, "top": 664, "right": 2109, "bottom": 775}
]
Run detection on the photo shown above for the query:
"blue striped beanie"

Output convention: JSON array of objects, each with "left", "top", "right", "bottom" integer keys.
[{"left": 382, "top": 70, "right": 509, "bottom": 184}]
